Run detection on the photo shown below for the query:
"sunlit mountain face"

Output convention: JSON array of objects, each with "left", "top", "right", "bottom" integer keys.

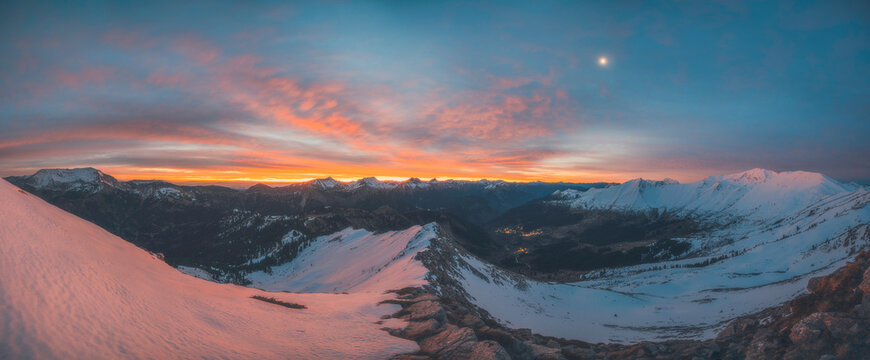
[{"left": 2, "top": 1, "right": 870, "bottom": 360}]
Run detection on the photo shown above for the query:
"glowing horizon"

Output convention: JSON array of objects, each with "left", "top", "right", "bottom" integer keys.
[{"left": 1, "top": 2, "right": 868, "bottom": 184}]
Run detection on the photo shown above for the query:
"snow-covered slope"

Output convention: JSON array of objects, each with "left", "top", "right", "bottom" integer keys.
[
  {"left": 553, "top": 168, "right": 858, "bottom": 221},
  {"left": 247, "top": 224, "right": 436, "bottom": 293},
  {"left": 6, "top": 166, "right": 867, "bottom": 351},
  {"left": 434, "top": 170, "right": 870, "bottom": 343},
  {"left": 0, "top": 179, "right": 417, "bottom": 359},
  {"left": 234, "top": 168, "right": 870, "bottom": 344}
]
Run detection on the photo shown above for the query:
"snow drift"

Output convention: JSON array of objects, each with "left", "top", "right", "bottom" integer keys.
[{"left": 0, "top": 179, "right": 418, "bottom": 359}]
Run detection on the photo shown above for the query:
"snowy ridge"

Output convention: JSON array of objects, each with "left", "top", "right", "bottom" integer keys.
[
  {"left": 247, "top": 224, "right": 437, "bottom": 293},
  {"left": 553, "top": 168, "right": 857, "bottom": 221},
  {"left": 0, "top": 179, "right": 418, "bottom": 359}
]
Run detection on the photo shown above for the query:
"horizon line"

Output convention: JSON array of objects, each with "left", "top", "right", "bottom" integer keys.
[{"left": 5, "top": 166, "right": 870, "bottom": 188}]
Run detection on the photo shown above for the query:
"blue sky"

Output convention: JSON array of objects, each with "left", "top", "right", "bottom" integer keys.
[{"left": 1, "top": 0, "right": 868, "bottom": 184}]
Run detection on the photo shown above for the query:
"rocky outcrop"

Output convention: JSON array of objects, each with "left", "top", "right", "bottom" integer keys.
[
  {"left": 387, "top": 249, "right": 870, "bottom": 360},
  {"left": 384, "top": 287, "right": 560, "bottom": 360}
]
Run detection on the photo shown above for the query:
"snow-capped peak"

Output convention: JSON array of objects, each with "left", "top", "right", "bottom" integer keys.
[
  {"left": 661, "top": 177, "right": 679, "bottom": 185},
  {"left": 717, "top": 168, "right": 775, "bottom": 185},
  {"left": 24, "top": 167, "right": 120, "bottom": 193},
  {"left": 554, "top": 168, "right": 857, "bottom": 220},
  {"left": 622, "top": 177, "right": 680, "bottom": 189},
  {"left": 401, "top": 177, "right": 430, "bottom": 189},
  {"left": 354, "top": 177, "right": 397, "bottom": 189},
  {"left": 312, "top": 177, "right": 340, "bottom": 189},
  {"left": 479, "top": 179, "right": 508, "bottom": 189},
  {"left": 709, "top": 168, "right": 847, "bottom": 190}
]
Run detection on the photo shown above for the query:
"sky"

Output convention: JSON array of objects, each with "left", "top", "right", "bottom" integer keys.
[{"left": 1, "top": 1, "right": 868, "bottom": 185}]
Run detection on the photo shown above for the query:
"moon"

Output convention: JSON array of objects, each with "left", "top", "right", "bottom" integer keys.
[{"left": 598, "top": 56, "right": 608, "bottom": 66}]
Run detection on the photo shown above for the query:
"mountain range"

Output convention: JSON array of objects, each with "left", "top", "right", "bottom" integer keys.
[{"left": 3, "top": 167, "right": 870, "bottom": 359}]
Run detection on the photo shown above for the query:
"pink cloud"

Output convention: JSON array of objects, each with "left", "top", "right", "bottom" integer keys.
[
  {"left": 54, "top": 67, "right": 116, "bottom": 88},
  {"left": 146, "top": 68, "right": 190, "bottom": 87},
  {"left": 173, "top": 35, "right": 220, "bottom": 65}
]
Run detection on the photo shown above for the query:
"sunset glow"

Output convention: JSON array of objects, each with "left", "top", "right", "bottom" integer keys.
[{"left": 1, "top": 2, "right": 868, "bottom": 185}]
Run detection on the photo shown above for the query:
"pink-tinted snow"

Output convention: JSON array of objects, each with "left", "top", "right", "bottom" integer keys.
[{"left": 0, "top": 180, "right": 418, "bottom": 359}]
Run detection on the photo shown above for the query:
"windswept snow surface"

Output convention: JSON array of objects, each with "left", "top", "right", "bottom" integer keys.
[
  {"left": 247, "top": 224, "right": 436, "bottom": 293},
  {"left": 0, "top": 180, "right": 418, "bottom": 359},
  {"left": 451, "top": 171, "right": 870, "bottom": 343}
]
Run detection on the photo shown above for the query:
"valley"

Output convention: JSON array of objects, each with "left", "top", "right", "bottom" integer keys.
[{"left": 3, "top": 167, "right": 870, "bottom": 359}]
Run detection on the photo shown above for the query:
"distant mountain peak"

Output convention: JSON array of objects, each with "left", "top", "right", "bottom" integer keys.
[
  {"left": 555, "top": 168, "right": 856, "bottom": 220},
  {"left": 623, "top": 177, "right": 680, "bottom": 189},
  {"left": 401, "top": 177, "right": 430, "bottom": 189},
  {"left": 710, "top": 168, "right": 843, "bottom": 189},
  {"left": 248, "top": 183, "right": 273, "bottom": 191},
  {"left": 354, "top": 177, "right": 396, "bottom": 189},
  {"left": 718, "top": 168, "right": 777, "bottom": 185},
  {"left": 26, "top": 167, "right": 120, "bottom": 192},
  {"left": 312, "top": 177, "right": 340, "bottom": 189}
]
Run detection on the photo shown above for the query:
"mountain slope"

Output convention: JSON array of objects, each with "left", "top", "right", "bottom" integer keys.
[
  {"left": 554, "top": 168, "right": 858, "bottom": 221},
  {"left": 0, "top": 179, "right": 417, "bottom": 359},
  {"left": 427, "top": 171, "right": 870, "bottom": 343},
  {"left": 246, "top": 224, "right": 436, "bottom": 293}
]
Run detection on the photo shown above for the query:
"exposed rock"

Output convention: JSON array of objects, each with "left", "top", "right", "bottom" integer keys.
[
  {"left": 467, "top": 340, "right": 510, "bottom": 360},
  {"left": 820, "top": 313, "right": 861, "bottom": 338},
  {"left": 392, "top": 355, "right": 432, "bottom": 360},
  {"left": 806, "top": 276, "right": 823, "bottom": 293},
  {"left": 477, "top": 326, "right": 527, "bottom": 355},
  {"left": 405, "top": 300, "right": 447, "bottom": 323},
  {"left": 419, "top": 325, "right": 477, "bottom": 358},
  {"left": 560, "top": 344, "right": 595, "bottom": 359},
  {"left": 526, "top": 343, "right": 565, "bottom": 360},
  {"left": 458, "top": 313, "right": 484, "bottom": 329},
  {"left": 859, "top": 267, "right": 870, "bottom": 294},
  {"left": 853, "top": 300, "right": 870, "bottom": 317},
  {"left": 717, "top": 317, "right": 756, "bottom": 338},
  {"left": 511, "top": 328, "right": 533, "bottom": 341},
  {"left": 388, "top": 249, "right": 870, "bottom": 360},
  {"left": 402, "top": 318, "right": 445, "bottom": 339},
  {"left": 400, "top": 292, "right": 441, "bottom": 303}
]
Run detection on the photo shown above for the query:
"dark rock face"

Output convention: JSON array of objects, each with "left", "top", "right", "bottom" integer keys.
[
  {"left": 384, "top": 288, "right": 540, "bottom": 360},
  {"left": 387, "top": 249, "right": 870, "bottom": 360}
]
